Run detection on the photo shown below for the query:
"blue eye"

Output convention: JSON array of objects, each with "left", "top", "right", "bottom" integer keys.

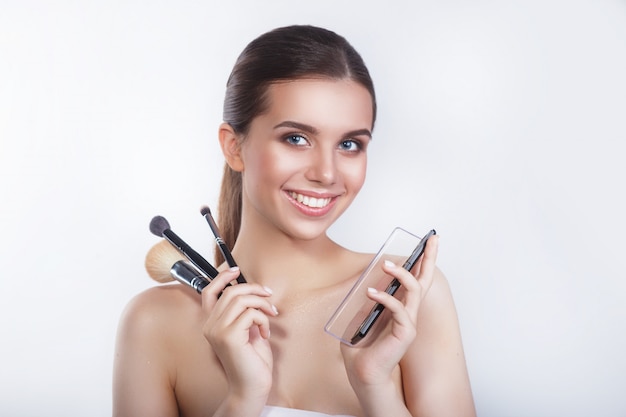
[
  {"left": 285, "top": 134, "right": 309, "bottom": 146},
  {"left": 339, "top": 139, "right": 361, "bottom": 152}
]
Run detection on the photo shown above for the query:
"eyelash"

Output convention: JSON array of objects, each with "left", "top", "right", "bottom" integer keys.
[
  {"left": 284, "top": 134, "right": 309, "bottom": 146},
  {"left": 283, "top": 134, "right": 364, "bottom": 153},
  {"left": 339, "top": 139, "right": 362, "bottom": 152}
]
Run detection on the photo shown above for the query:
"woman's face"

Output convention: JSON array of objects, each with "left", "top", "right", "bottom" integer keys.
[{"left": 238, "top": 78, "right": 374, "bottom": 241}]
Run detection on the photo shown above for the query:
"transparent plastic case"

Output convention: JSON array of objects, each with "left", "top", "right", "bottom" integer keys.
[{"left": 324, "top": 227, "right": 423, "bottom": 346}]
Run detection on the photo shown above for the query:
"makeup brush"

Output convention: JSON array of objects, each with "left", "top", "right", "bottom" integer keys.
[
  {"left": 200, "top": 206, "right": 246, "bottom": 284},
  {"left": 149, "top": 215, "right": 219, "bottom": 280},
  {"left": 144, "top": 240, "right": 210, "bottom": 293},
  {"left": 145, "top": 240, "right": 185, "bottom": 284}
]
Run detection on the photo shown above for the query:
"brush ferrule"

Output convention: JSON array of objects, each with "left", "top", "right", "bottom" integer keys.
[{"left": 171, "top": 261, "right": 210, "bottom": 293}]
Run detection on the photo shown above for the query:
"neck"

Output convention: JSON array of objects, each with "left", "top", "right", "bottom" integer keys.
[{"left": 230, "top": 210, "right": 345, "bottom": 294}]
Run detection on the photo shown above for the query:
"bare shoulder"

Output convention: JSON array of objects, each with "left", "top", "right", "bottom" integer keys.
[
  {"left": 401, "top": 267, "right": 476, "bottom": 416},
  {"left": 423, "top": 267, "right": 455, "bottom": 311},
  {"left": 117, "top": 285, "right": 199, "bottom": 340},
  {"left": 113, "top": 284, "right": 202, "bottom": 416},
  {"left": 123, "top": 283, "right": 199, "bottom": 315},
  {"left": 115, "top": 284, "right": 201, "bottom": 374},
  {"left": 410, "top": 266, "right": 462, "bottom": 349}
]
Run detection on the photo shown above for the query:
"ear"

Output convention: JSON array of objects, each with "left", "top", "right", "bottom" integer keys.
[{"left": 218, "top": 123, "right": 244, "bottom": 172}]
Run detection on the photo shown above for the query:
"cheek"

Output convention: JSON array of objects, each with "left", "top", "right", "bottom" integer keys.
[
  {"left": 344, "top": 158, "right": 368, "bottom": 191},
  {"left": 243, "top": 146, "right": 300, "bottom": 185}
]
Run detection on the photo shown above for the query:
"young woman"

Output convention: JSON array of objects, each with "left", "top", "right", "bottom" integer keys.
[{"left": 113, "top": 25, "right": 475, "bottom": 417}]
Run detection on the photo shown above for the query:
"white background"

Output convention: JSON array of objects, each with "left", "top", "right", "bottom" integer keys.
[{"left": 1, "top": 1, "right": 625, "bottom": 416}]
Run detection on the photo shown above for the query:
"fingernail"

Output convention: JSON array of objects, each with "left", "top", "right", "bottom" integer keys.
[
  {"left": 367, "top": 287, "right": 378, "bottom": 294},
  {"left": 384, "top": 260, "right": 396, "bottom": 268},
  {"left": 271, "top": 304, "right": 279, "bottom": 315},
  {"left": 229, "top": 266, "right": 240, "bottom": 272},
  {"left": 263, "top": 286, "right": 273, "bottom": 295}
]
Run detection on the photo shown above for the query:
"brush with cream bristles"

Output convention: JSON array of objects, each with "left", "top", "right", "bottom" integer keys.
[{"left": 145, "top": 240, "right": 211, "bottom": 293}]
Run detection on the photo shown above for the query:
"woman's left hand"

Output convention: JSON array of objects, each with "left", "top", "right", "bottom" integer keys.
[{"left": 340, "top": 235, "right": 439, "bottom": 389}]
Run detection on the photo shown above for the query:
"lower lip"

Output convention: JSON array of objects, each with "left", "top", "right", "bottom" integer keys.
[{"left": 285, "top": 192, "right": 337, "bottom": 217}]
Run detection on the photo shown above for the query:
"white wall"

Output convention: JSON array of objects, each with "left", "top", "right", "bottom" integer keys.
[{"left": 1, "top": 1, "right": 625, "bottom": 416}]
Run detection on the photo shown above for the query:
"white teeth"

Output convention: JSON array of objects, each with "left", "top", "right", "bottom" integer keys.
[{"left": 290, "top": 192, "right": 331, "bottom": 208}]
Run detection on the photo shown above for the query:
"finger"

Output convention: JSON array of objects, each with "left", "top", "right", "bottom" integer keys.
[
  {"left": 416, "top": 235, "right": 438, "bottom": 291},
  {"left": 203, "top": 267, "right": 273, "bottom": 311},
  {"left": 237, "top": 308, "right": 273, "bottom": 339},
  {"left": 218, "top": 292, "right": 279, "bottom": 326},
  {"left": 381, "top": 260, "right": 420, "bottom": 292},
  {"left": 365, "top": 287, "right": 416, "bottom": 340},
  {"left": 201, "top": 267, "right": 242, "bottom": 311},
  {"left": 208, "top": 306, "right": 273, "bottom": 346},
  {"left": 381, "top": 260, "right": 422, "bottom": 319}
]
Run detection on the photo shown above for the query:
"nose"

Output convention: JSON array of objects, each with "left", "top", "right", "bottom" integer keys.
[{"left": 305, "top": 146, "right": 337, "bottom": 185}]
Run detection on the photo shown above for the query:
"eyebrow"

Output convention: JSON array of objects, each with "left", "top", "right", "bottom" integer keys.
[{"left": 273, "top": 121, "right": 372, "bottom": 139}]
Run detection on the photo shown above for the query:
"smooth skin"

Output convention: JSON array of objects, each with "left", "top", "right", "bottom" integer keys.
[{"left": 113, "top": 79, "right": 475, "bottom": 417}]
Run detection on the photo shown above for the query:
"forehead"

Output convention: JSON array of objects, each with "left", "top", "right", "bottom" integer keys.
[{"left": 259, "top": 78, "right": 374, "bottom": 132}]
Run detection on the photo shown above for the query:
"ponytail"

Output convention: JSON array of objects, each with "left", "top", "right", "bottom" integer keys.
[{"left": 215, "top": 163, "right": 242, "bottom": 265}]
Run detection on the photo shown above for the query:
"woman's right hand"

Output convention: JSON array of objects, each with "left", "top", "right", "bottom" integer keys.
[{"left": 201, "top": 267, "right": 278, "bottom": 409}]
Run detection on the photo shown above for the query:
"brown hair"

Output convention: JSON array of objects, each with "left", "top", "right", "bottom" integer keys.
[{"left": 216, "top": 25, "right": 377, "bottom": 264}]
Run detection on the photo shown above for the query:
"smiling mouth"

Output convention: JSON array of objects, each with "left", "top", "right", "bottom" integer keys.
[{"left": 288, "top": 191, "right": 332, "bottom": 209}]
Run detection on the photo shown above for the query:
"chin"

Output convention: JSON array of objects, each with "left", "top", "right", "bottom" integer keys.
[{"left": 278, "top": 218, "right": 336, "bottom": 242}]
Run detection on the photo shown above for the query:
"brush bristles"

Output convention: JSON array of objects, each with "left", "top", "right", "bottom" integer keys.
[
  {"left": 149, "top": 215, "right": 170, "bottom": 237},
  {"left": 145, "top": 240, "right": 185, "bottom": 283}
]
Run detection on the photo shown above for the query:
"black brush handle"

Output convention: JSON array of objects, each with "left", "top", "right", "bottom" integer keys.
[{"left": 163, "top": 229, "right": 219, "bottom": 279}]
